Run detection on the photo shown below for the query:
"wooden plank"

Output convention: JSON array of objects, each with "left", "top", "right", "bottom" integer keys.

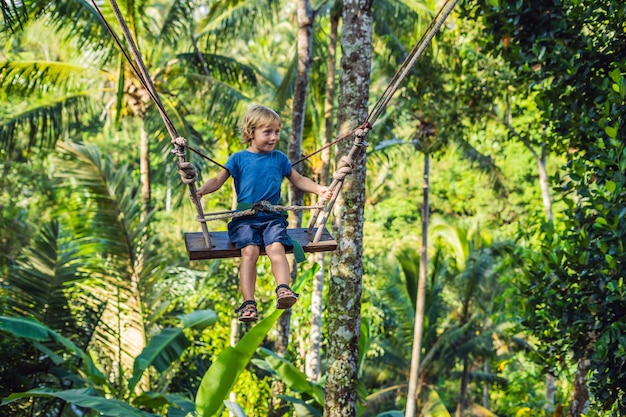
[{"left": 184, "top": 227, "right": 338, "bottom": 260}]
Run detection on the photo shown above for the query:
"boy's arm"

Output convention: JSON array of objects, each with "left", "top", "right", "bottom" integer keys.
[
  {"left": 287, "top": 168, "right": 333, "bottom": 201},
  {"left": 196, "top": 168, "right": 231, "bottom": 199}
]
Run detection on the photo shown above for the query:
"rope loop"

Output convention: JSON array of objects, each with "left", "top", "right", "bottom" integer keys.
[
  {"left": 333, "top": 166, "right": 354, "bottom": 180},
  {"left": 177, "top": 161, "right": 198, "bottom": 184},
  {"left": 339, "top": 155, "right": 355, "bottom": 168},
  {"left": 173, "top": 136, "right": 187, "bottom": 147},
  {"left": 333, "top": 156, "right": 355, "bottom": 180}
]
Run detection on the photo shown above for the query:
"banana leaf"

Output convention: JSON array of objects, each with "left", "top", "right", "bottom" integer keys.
[
  {"left": 195, "top": 264, "right": 318, "bottom": 417},
  {"left": 422, "top": 388, "right": 452, "bottom": 417},
  {"left": 2, "top": 388, "right": 157, "bottom": 416},
  {"left": 255, "top": 347, "right": 325, "bottom": 405},
  {"left": 0, "top": 315, "right": 105, "bottom": 385},
  {"left": 133, "top": 392, "right": 195, "bottom": 416},
  {"left": 128, "top": 309, "right": 218, "bottom": 392}
]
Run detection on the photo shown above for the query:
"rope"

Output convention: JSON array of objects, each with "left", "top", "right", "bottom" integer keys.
[
  {"left": 91, "top": 0, "right": 458, "bottom": 246},
  {"left": 366, "top": 0, "right": 458, "bottom": 126},
  {"left": 185, "top": 144, "right": 227, "bottom": 170},
  {"left": 92, "top": 0, "right": 212, "bottom": 247},
  {"left": 293, "top": 0, "right": 458, "bottom": 168},
  {"left": 199, "top": 201, "right": 326, "bottom": 222}
]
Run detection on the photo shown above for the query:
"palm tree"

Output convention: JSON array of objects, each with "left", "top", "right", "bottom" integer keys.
[
  {"left": 324, "top": 0, "right": 373, "bottom": 415},
  {"left": 0, "top": 139, "right": 191, "bottom": 411},
  {"left": 429, "top": 218, "right": 518, "bottom": 416},
  {"left": 0, "top": 0, "right": 260, "bottom": 215}
]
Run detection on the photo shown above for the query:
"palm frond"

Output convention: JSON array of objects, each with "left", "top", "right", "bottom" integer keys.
[
  {"left": 0, "top": 60, "right": 104, "bottom": 96},
  {"left": 54, "top": 140, "right": 156, "bottom": 385},
  {"left": 430, "top": 217, "right": 470, "bottom": 271},
  {"left": 194, "top": 0, "right": 280, "bottom": 45},
  {"left": 55, "top": 141, "right": 148, "bottom": 269},
  {"left": 367, "top": 138, "right": 421, "bottom": 169},
  {"left": 0, "top": 93, "right": 98, "bottom": 158},
  {"left": 152, "top": 0, "right": 194, "bottom": 48},
  {"left": 393, "top": 244, "right": 420, "bottom": 308},
  {"left": 47, "top": 1, "right": 118, "bottom": 61},
  {"left": 6, "top": 220, "right": 90, "bottom": 336},
  {"left": 0, "top": 1, "right": 117, "bottom": 60},
  {"left": 0, "top": 0, "right": 28, "bottom": 32},
  {"left": 167, "top": 52, "right": 258, "bottom": 88}
]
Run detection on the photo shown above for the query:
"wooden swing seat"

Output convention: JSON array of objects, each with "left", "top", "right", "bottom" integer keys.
[{"left": 184, "top": 227, "right": 337, "bottom": 260}]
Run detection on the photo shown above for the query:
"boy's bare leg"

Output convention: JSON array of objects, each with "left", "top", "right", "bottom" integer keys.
[
  {"left": 265, "top": 242, "right": 290, "bottom": 286},
  {"left": 266, "top": 242, "right": 298, "bottom": 308},
  {"left": 240, "top": 245, "right": 261, "bottom": 301}
]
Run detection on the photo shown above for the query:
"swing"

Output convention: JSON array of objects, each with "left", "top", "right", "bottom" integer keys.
[
  {"left": 184, "top": 228, "right": 337, "bottom": 260},
  {"left": 175, "top": 158, "right": 343, "bottom": 260},
  {"left": 96, "top": 0, "right": 456, "bottom": 261}
]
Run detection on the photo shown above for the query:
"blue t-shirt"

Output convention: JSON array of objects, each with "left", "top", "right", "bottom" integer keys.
[{"left": 225, "top": 150, "right": 292, "bottom": 205}]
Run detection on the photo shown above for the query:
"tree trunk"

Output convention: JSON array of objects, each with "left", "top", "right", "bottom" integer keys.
[
  {"left": 324, "top": 0, "right": 372, "bottom": 415},
  {"left": 568, "top": 346, "right": 592, "bottom": 417},
  {"left": 536, "top": 142, "right": 553, "bottom": 222},
  {"left": 545, "top": 373, "right": 556, "bottom": 415},
  {"left": 501, "top": 118, "right": 557, "bottom": 407},
  {"left": 271, "top": 1, "right": 314, "bottom": 415},
  {"left": 140, "top": 123, "right": 151, "bottom": 221},
  {"left": 405, "top": 153, "right": 430, "bottom": 417},
  {"left": 287, "top": 0, "right": 313, "bottom": 222},
  {"left": 455, "top": 356, "right": 470, "bottom": 417},
  {"left": 483, "top": 360, "right": 490, "bottom": 409},
  {"left": 306, "top": 3, "right": 339, "bottom": 383}
]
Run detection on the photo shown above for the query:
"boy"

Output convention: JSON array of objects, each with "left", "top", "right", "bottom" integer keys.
[{"left": 196, "top": 104, "right": 333, "bottom": 322}]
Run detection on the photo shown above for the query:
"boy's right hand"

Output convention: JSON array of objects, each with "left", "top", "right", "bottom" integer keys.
[{"left": 193, "top": 187, "right": 205, "bottom": 200}]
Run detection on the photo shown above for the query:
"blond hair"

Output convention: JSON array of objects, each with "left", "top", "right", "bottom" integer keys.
[{"left": 240, "top": 104, "right": 282, "bottom": 144}]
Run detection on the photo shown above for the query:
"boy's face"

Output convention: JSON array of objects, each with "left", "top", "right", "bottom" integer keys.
[{"left": 248, "top": 121, "right": 280, "bottom": 153}]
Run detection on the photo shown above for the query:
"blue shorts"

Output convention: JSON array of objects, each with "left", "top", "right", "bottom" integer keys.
[{"left": 228, "top": 214, "right": 293, "bottom": 250}]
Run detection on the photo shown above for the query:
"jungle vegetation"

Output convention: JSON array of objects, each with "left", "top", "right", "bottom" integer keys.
[{"left": 1, "top": 0, "right": 624, "bottom": 416}]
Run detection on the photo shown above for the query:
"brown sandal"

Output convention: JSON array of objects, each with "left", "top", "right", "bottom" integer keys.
[
  {"left": 236, "top": 300, "right": 258, "bottom": 322},
  {"left": 276, "top": 284, "right": 299, "bottom": 309}
]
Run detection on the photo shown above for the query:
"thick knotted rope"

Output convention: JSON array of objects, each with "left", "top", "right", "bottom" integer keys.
[
  {"left": 177, "top": 162, "right": 198, "bottom": 184},
  {"left": 199, "top": 200, "right": 326, "bottom": 222},
  {"left": 333, "top": 156, "right": 355, "bottom": 181}
]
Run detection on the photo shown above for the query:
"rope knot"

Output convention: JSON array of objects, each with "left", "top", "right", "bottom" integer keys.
[
  {"left": 333, "top": 156, "right": 354, "bottom": 180},
  {"left": 177, "top": 162, "right": 197, "bottom": 184},
  {"left": 172, "top": 136, "right": 187, "bottom": 156},
  {"left": 173, "top": 136, "right": 187, "bottom": 147},
  {"left": 355, "top": 125, "right": 370, "bottom": 139},
  {"left": 252, "top": 200, "right": 274, "bottom": 212}
]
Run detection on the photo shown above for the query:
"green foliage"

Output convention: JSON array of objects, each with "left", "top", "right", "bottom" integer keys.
[
  {"left": 2, "top": 0, "right": 625, "bottom": 415},
  {"left": 254, "top": 347, "right": 325, "bottom": 410},
  {"left": 521, "top": 69, "right": 626, "bottom": 412},
  {"left": 195, "top": 310, "right": 284, "bottom": 417},
  {"left": 1, "top": 310, "right": 216, "bottom": 416},
  {"left": 464, "top": 0, "right": 626, "bottom": 151},
  {"left": 0, "top": 316, "right": 106, "bottom": 385},
  {"left": 3, "top": 388, "right": 159, "bottom": 417},
  {"left": 195, "top": 266, "right": 317, "bottom": 416}
]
